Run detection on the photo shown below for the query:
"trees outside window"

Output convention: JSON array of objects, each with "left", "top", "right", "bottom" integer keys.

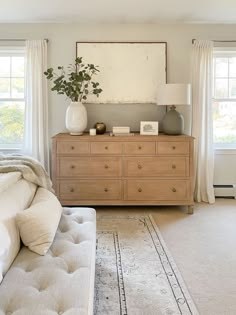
[
  {"left": 0, "top": 49, "right": 25, "bottom": 149},
  {"left": 213, "top": 49, "right": 236, "bottom": 148}
]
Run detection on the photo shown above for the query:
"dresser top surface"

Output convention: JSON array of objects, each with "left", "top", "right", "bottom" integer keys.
[{"left": 53, "top": 132, "right": 194, "bottom": 142}]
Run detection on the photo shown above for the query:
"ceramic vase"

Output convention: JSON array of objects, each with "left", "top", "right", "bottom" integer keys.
[
  {"left": 65, "top": 101, "right": 87, "bottom": 135},
  {"left": 94, "top": 122, "right": 106, "bottom": 134},
  {"left": 162, "top": 107, "right": 184, "bottom": 135}
]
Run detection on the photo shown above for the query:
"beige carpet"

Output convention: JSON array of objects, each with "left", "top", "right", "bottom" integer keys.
[{"left": 95, "top": 199, "right": 236, "bottom": 315}]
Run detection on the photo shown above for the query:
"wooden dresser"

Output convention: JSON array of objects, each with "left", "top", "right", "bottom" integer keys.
[{"left": 52, "top": 133, "right": 194, "bottom": 214}]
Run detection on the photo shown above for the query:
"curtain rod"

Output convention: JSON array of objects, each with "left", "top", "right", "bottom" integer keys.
[
  {"left": 0, "top": 39, "right": 49, "bottom": 43},
  {"left": 192, "top": 38, "right": 236, "bottom": 44}
]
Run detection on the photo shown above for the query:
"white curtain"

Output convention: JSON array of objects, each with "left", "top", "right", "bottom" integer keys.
[
  {"left": 191, "top": 40, "right": 215, "bottom": 203},
  {"left": 23, "top": 40, "right": 49, "bottom": 172}
]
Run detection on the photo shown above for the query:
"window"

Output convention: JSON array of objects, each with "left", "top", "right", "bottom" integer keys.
[
  {"left": 0, "top": 47, "right": 25, "bottom": 150},
  {"left": 213, "top": 49, "right": 236, "bottom": 149}
]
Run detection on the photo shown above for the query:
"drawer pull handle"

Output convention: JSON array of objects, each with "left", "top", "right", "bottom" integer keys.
[
  {"left": 138, "top": 188, "right": 142, "bottom": 192},
  {"left": 104, "top": 188, "right": 108, "bottom": 192},
  {"left": 172, "top": 146, "right": 176, "bottom": 150},
  {"left": 172, "top": 188, "right": 177, "bottom": 192},
  {"left": 104, "top": 164, "right": 109, "bottom": 169},
  {"left": 138, "top": 146, "right": 142, "bottom": 150},
  {"left": 70, "top": 188, "right": 74, "bottom": 193},
  {"left": 138, "top": 164, "right": 142, "bottom": 169},
  {"left": 105, "top": 146, "right": 108, "bottom": 150},
  {"left": 71, "top": 146, "right": 75, "bottom": 150},
  {"left": 172, "top": 164, "right": 176, "bottom": 169},
  {"left": 70, "top": 165, "right": 75, "bottom": 169}
]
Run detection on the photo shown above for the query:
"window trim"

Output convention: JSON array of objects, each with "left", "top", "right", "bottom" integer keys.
[{"left": 215, "top": 148, "right": 236, "bottom": 154}]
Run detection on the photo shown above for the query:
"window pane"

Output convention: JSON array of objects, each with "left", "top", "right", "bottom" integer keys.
[
  {"left": 12, "top": 78, "right": 24, "bottom": 98},
  {"left": 12, "top": 57, "right": 24, "bottom": 77},
  {"left": 0, "top": 57, "right": 10, "bottom": 77},
  {"left": 215, "top": 58, "right": 228, "bottom": 77},
  {"left": 213, "top": 101, "right": 236, "bottom": 144},
  {"left": 229, "top": 57, "right": 236, "bottom": 77},
  {"left": 0, "top": 101, "right": 25, "bottom": 145},
  {"left": 229, "top": 79, "right": 236, "bottom": 98},
  {"left": 0, "top": 78, "right": 10, "bottom": 98},
  {"left": 215, "top": 79, "right": 228, "bottom": 98}
]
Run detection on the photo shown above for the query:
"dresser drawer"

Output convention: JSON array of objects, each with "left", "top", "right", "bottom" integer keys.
[
  {"left": 59, "top": 157, "right": 121, "bottom": 177},
  {"left": 157, "top": 142, "right": 189, "bottom": 155},
  {"left": 124, "top": 142, "right": 156, "bottom": 155},
  {"left": 59, "top": 179, "right": 122, "bottom": 200},
  {"left": 124, "top": 157, "right": 189, "bottom": 177},
  {"left": 126, "top": 180, "right": 190, "bottom": 201},
  {"left": 57, "top": 141, "right": 90, "bottom": 155},
  {"left": 91, "top": 142, "right": 122, "bottom": 155}
]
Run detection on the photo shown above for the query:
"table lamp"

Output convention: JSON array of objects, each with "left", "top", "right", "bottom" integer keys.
[{"left": 156, "top": 83, "right": 191, "bottom": 135}]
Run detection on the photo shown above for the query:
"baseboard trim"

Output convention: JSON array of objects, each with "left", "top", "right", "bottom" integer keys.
[{"left": 214, "top": 185, "right": 236, "bottom": 199}]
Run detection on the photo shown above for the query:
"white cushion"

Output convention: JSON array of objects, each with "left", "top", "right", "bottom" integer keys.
[
  {"left": 0, "top": 207, "right": 96, "bottom": 315},
  {"left": 0, "top": 224, "right": 10, "bottom": 283},
  {"left": 16, "top": 188, "right": 62, "bottom": 255},
  {"left": 0, "top": 171, "right": 21, "bottom": 194},
  {"left": 0, "top": 179, "right": 37, "bottom": 282}
]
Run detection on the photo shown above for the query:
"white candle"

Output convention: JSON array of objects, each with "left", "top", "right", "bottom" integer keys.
[{"left": 89, "top": 128, "right": 96, "bottom": 136}]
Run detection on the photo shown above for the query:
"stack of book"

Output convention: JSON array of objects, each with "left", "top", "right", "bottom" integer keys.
[{"left": 111, "top": 126, "right": 134, "bottom": 136}]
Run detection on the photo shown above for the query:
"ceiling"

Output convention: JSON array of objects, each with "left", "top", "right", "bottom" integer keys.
[{"left": 1, "top": 0, "right": 236, "bottom": 24}]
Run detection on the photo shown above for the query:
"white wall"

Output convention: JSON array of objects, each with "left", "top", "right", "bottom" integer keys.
[{"left": 0, "top": 23, "right": 236, "bottom": 183}]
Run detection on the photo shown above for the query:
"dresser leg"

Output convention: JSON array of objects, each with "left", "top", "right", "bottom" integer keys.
[{"left": 187, "top": 205, "right": 194, "bottom": 215}]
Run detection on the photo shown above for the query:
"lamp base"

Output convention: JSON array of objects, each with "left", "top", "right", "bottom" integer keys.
[{"left": 162, "top": 107, "right": 184, "bottom": 135}]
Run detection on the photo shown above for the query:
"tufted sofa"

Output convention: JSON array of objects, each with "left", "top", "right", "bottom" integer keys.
[{"left": 0, "top": 207, "right": 96, "bottom": 315}]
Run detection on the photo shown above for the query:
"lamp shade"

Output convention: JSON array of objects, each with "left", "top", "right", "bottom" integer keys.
[{"left": 156, "top": 83, "right": 191, "bottom": 106}]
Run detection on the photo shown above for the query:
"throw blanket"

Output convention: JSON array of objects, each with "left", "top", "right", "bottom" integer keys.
[{"left": 0, "top": 155, "right": 53, "bottom": 192}]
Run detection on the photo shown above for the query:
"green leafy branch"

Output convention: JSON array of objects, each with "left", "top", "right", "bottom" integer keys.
[{"left": 44, "top": 57, "right": 102, "bottom": 102}]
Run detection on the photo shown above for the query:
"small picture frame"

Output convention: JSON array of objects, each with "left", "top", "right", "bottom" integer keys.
[{"left": 140, "top": 121, "right": 159, "bottom": 135}]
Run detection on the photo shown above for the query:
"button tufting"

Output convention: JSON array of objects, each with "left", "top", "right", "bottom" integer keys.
[
  {"left": 25, "top": 266, "right": 33, "bottom": 272},
  {"left": 74, "top": 217, "right": 83, "bottom": 224},
  {"left": 51, "top": 251, "right": 60, "bottom": 257},
  {"left": 38, "top": 287, "right": 45, "bottom": 292},
  {"left": 67, "top": 263, "right": 78, "bottom": 274},
  {"left": 64, "top": 209, "right": 72, "bottom": 215},
  {"left": 60, "top": 226, "right": 69, "bottom": 233},
  {"left": 68, "top": 270, "right": 73, "bottom": 274}
]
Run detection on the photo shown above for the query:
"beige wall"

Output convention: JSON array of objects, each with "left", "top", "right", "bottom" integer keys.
[{"left": 1, "top": 23, "right": 236, "bottom": 184}]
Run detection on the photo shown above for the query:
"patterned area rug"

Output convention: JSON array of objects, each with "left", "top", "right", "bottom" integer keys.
[{"left": 94, "top": 215, "right": 199, "bottom": 315}]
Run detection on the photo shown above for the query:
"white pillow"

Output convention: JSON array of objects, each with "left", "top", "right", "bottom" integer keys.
[
  {"left": 0, "top": 224, "right": 11, "bottom": 283},
  {"left": 0, "top": 179, "right": 37, "bottom": 283},
  {"left": 16, "top": 188, "right": 62, "bottom": 255}
]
